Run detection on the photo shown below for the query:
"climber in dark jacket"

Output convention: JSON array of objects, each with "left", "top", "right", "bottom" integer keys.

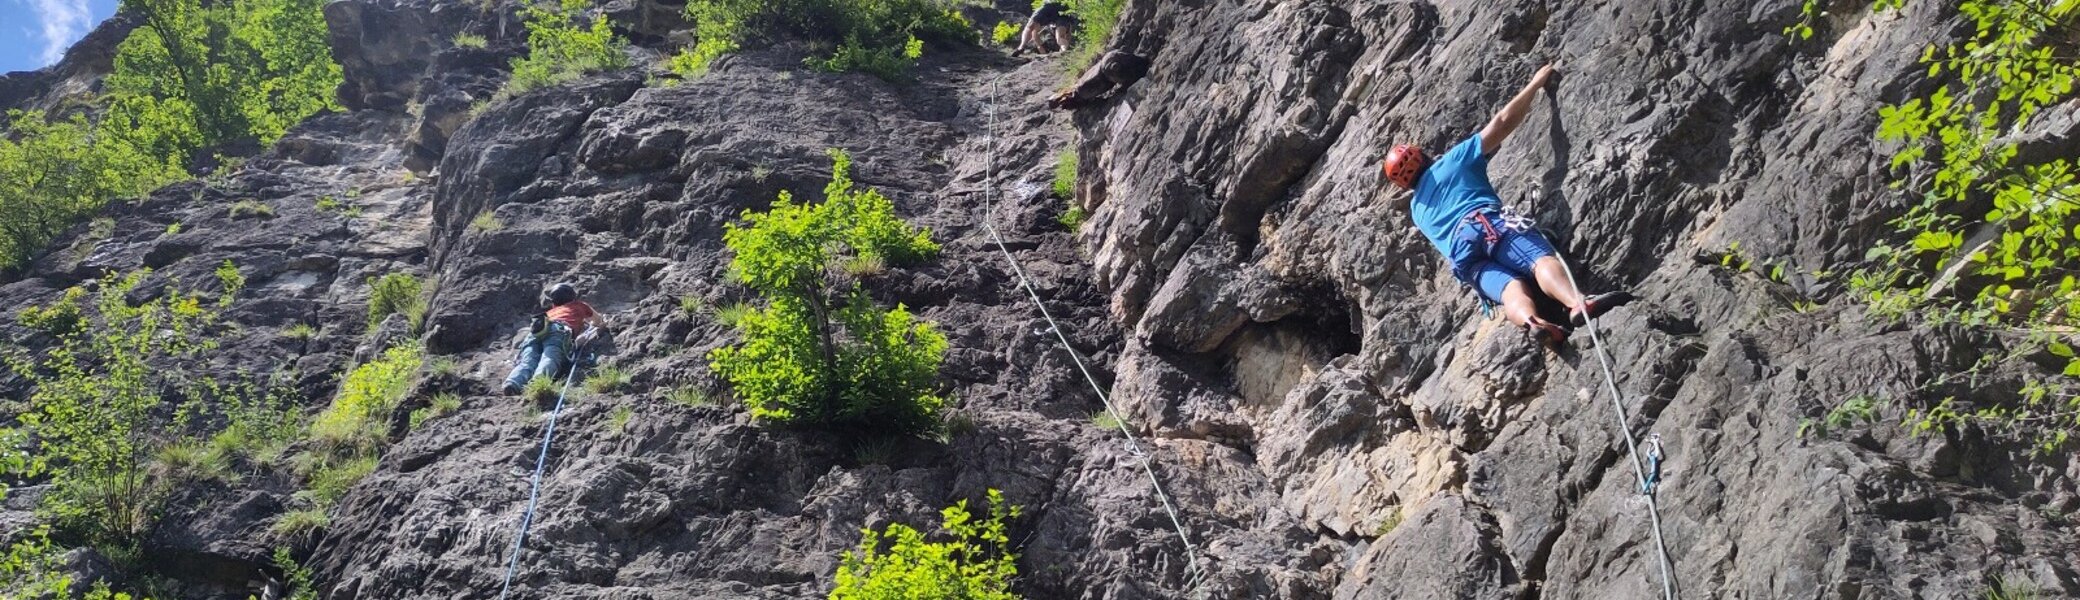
[
  {"left": 1381, "top": 63, "right": 1631, "bottom": 346},
  {"left": 1014, "top": 1, "right": 1076, "bottom": 56},
  {"left": 503, "top": 282, "right": 610, "bottom": 394}
]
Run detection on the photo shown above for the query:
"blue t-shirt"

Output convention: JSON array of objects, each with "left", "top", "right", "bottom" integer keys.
[{"left": 1410, "top": 134, "right": 1501, "bottom": 254}]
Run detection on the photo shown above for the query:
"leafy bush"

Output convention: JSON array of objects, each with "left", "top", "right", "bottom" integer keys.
[
  {"left": 408, "top": 392, "right": 462, "bottom": 430},
  {"left": 709, "top": 149, "right": 947, "bottom": 435},
  {"left": 0, "top": 269, "right": 236, "bottom": 547},
  {"left": 453, "top": 32, "right": 489, "bottom": 49},
  {"left": 502, "top": 0, "right": 631, "bottom": 99},
  {"left": 228, "top": 199, "right": 276, "bottom": 219},
  {"left": 310, "top": 344, "right": 423, "bottom": 451},
  {"left": 1, "top": 527, "right": 153, "bottom": 599},
  {"left": 272, "top": 548, "right": 319, "bottom": 600},
  {"left": 1804, "top": 1, "right": 2080, "bottom": 454},
  {"left": 366, "top": 272, "right": 427, "bottom": 332},
  {"left": 585, "top": 364, "right": 632, "bottom": 394},
  {"left": 991, "top": 21, "right": 1019, "bottom": 45},
  {"left": 1058, "top": 0, "right": 1125, "bottom": 72},
  {"left": 270, "top": 506, "right": 330, "bottom": 538},
  {"left": 830, "top": 489, "right": 1020, "bottom": 599},
  {"left": 680, "top": 0, "right": 974, "bottom": 80},
  {"left": 0, "top": 112, "right": 184, "bottom": 272}
]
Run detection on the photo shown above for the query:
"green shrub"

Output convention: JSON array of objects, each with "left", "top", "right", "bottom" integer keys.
[
  {"left": 270, "top": 506, "right": 331, "bottom": 538},
  {"left": 297, "top": 453, "right": 378, "bottom": 508},
  {"left": 524, "top": 375, "right": 562, "bottom": 403},
  {"left": 1059, "top": 0, "right": 1125, "bottom": 73},
  {"left": 502, "top": 0, "right": 631, "bottom": 99},
  {"left": 365, "top": 272, "right": 427, "bottom": 332},
  {"left": 1051, "top": 148, "right": 1077, "bottom": 198},
  {"left": 669, "top": 386, "right": 714, "bottom": 407},
  {"left": 453, "top": 32, "right": 489, "bottom": 48},
  {"left": 155, "top": 439, "right": 237, "bottom": 483},
  {"left": 714, "top": 301, "right": 756, "bottom": 327},
  {"left": 228, "top": 199, "right": 276, "bottom": 219},
  {"left": 0, "top": 270, "right": 234, "bottom": 546},
  {"left": 1089, "top": 410, "right": 1120, "bottom": 431},
  {"left": 679, "top": 295, "right": 708, "bottom": 315},
  {"left": 408, "top": 392, "right": 462, "bottom": 430},
  {"left": 991, "top": 21, "right": 1019, "bottom": 45},
  {"left": 310, "top": 344, "right": 423, "bottom": 451},
  {"left": 585, "top": 364, "right": 632, "bottom": 394},
  {"left": 1, "top": 527, "right": 154, "bottom": 598},
  {"left": 710, "top": 149, "right": 947, "bottom": 435},
  {"left": 606, "top": 405, "right": 633, "bottom": 435},
  {"left": 271, "top": 548, "right": 318, "bottom": 600},
  {"left": 469, "top": 210, "right": 503, "bottom": 232},
  {"left": 830, "top": 489, "right": 1020, "bottom": 599},
  {"left": 1807, "top": 1, "right": 2080, "bottom": 455},
  {"left": 425, "top": 356, "right": 460, "bottom": 378},
  {"left": 680, "top": 0, "right": 973, "bottom": 80}
]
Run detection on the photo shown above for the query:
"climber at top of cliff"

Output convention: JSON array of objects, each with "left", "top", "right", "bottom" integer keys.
[
  {"left": 1381, "top": 63, "right": 1633, "bottom": 347},
  {"left": 1013, "top": 1, "right": 1076, "bottom": 57},
  {"left": 502, "top": 282, "right": 611, "bottom": 394}
]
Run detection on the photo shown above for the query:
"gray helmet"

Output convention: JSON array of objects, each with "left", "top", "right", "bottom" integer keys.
[{"left": 542, "top": 282, "right": 578, "bottom": 306}]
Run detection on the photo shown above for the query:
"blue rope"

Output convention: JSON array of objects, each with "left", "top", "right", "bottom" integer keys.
[{"left": 496, "top": 351, "right": 584, "bottom": 599}]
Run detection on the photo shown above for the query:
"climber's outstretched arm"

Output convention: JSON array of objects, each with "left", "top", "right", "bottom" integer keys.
[{"left": 1479, "top": 63, "right": 1556, "bottom": 155}]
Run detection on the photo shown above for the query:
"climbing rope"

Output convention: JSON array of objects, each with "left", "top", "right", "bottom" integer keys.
[
  {"left": 1554, "top": 253, "right": 1679, "bottom": 600},
  {"left": 980, "top": 76, "right": 1205, "bottom": 589},
  {"left": 496, "top": 349, "right": 586, "bottom": 599}
]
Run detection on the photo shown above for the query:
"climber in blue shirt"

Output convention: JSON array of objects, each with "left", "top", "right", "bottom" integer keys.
[{"left": 1381, "top": 64, "right": 1631, "bottom": 346}]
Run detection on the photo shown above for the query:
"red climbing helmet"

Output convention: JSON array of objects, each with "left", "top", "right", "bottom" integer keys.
[{"left": 1381, "top": 144, "right": 1429, "bottom": 190}]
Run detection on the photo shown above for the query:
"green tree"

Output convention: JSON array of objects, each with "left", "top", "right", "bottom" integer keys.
[
  {"left": 1800, "top": 1, "right": 2080, "bottom": 453},
  {"left": 502, "top": 0, "right": 631, "bottom": 98},
  {"left": 0, "top": 268, "right": 241, "bottom": 548},
  {"left": 710, "top": 149, "right": 947, "bottom": 434},
  {"left": 831, "top": 489, "right": 1022, "bottom": 599},
  {"left": 676, "top": 0, "right": 972, "bottom": 80}
]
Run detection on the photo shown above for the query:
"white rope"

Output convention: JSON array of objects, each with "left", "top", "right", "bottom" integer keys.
[
  {"left": 980, "top": 75, "right": 1204, "bottom": 589},
  {"left": 1554, "top": 254, "right": 1679, "bottom": 600},
  {"left": 497, "top": 350, "right": 584, "bottom": 599}
]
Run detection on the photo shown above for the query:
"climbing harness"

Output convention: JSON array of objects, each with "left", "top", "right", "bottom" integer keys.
[
  {"left": 1459, "top": 206, "right": 1538, "bottom": 317},
  {"left": 496, "top": 345, "right": 589, "bottom": 600},
  {"left": 1554, "top": 251, "right": 1680, "bottom": 600},
  {"left": 982, "top": 76, "right": 1205, "bottom": 590}
]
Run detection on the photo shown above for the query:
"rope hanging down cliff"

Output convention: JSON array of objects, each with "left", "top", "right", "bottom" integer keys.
[
  {"left": 497, "top": 350, "right": 586, "bottom": 599},
  {"left": 981, "top": 76, "right": 1205, "bottom": 589},
  {"left": 1556, "top": 253, "right": 1680, "bottom": 600}
]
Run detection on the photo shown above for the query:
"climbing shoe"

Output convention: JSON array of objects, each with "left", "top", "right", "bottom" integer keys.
[
  {"left": 1570, "top": 291, "right": 1637, "bottom": 327},
  {"left": 1527, "top": 320, "right": 1568, "bottom": 348}
]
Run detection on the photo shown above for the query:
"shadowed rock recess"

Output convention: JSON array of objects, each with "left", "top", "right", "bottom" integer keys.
[{"left": 2, "top": 0, "right": 2076, "bottom": 598}]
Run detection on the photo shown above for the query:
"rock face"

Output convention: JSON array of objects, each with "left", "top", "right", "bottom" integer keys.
[{"left": 1, "top": 0, "right": 2076, "bottom": 598}]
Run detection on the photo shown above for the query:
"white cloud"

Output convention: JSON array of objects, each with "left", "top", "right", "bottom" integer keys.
[{"left": 24, "top": 0, "right": 92, "bottom": 67}]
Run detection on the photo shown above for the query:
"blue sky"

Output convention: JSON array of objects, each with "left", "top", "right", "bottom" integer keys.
[{"left": 1, "top": 0, "right": 120, "bottom": 75}]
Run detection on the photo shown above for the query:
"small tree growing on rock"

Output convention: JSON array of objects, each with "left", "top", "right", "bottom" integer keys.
[{"left": 709, "top": 148, "right": 946, "bottom": 435}]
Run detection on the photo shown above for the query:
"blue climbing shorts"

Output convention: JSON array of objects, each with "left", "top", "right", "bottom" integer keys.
[{"left": 1446, "top": 208, "right": 1556, "bottom": 304}]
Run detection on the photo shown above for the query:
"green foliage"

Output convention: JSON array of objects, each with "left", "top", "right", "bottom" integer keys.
[
  {"left": 0, "top": 270, "right": 231, "bottom": 546},
  {"left": 679, "top": 295, "right": 708, "bottom": 315},
  {"left": 1, "top": 527, "right": 153, "bottom": 599},
  {"left": 1089, "top": 410, "right": 1120, "bottom": 431},
  {"left": 524, "top": 375, "right": 562, "bottom": 403},
  {"left": 585, "top": 364, "right": 632, "bottom": 394},
  {"left": 0, "top": 111, "right": 185, "bottom": 272},
  {"left": 991, "top": 21, "right": 1020, "bottom": 46},
  {"left": 271, "top": 548, "right": 318, "bottom": 600},
  {"left": 365, "top": 272, "right": 427, "bottom": 332},
  {"left": 315, "top": 195, "right": 360, "bottom": 217},
  {"left": 282, "top": 323, "right": 319, "bottom": 341},
  {"left": 1374, "top": 508, "right": 1403, "bottom": 537},
  {"left": 1986, "top": 576, "right": 2042, "bottom": 600},
  {"left": 270, "top": 506, "right": 330, "bottom": 538},
  {"left": 710, "top": 149, "right": 947, "bottom": 435},
  {"left": 310, "top": 344, "right": 423, "bottom": 452},
  {"left": 1058, "top": 0, "right": 1125, "bottom": 73},
  {"left": 1799, "top": 395, "right": 1880, "bottom": 439},
  {"left": 714, "top": 301, "right": 757, "bottom": 327},
  {"left": 1053, "top": 148, "right": 1078, "bottom": 197},
  {"left": 453, "top": 32, "right": 489, "bottom": 49},
  {"left": 606, "top": 405, "right": 633, "bottom": 435},
  {"left": 830, "top": 489, "right": 1021, "bottom": 600},
  {"left": 154, "top": 439, "right": 236, "bottom": 483},
  {"left": 228, "top": 199, "right": 276, "bottom": 219},
  {"left": 1817, "top": 1, "right": 2080, "bottom": 453},
  {"left": 469, "top": 210, "right": 503, "bottom": 232},
  {"left": 681, "top": 0, "right": 973, "bottom": 80},
  {"left": 408, "top": 392, "right": 462, "bottom": 430},
  {"left": 502, "top": 0, "right": 631, "bottom": 99},
  {"left": 669, "top": 386, "right": 715, "bottom": 407}
]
